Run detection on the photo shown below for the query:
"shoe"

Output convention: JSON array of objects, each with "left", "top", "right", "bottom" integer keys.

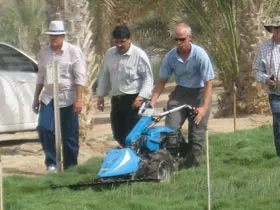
[{"left": 45, "top": 166, "right": 57, "bottom": 174}]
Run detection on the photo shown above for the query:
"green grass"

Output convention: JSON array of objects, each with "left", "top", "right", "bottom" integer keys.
[{"left": 3, "top": 125, "right": 280, "bottom": 210}]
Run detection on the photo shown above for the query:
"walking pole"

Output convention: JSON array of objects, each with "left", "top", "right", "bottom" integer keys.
[
  {"left": 53, "top": 61, "right": 63, "bottom": 172},
  {"left": 206, "top": 129, "right": 211, "bottom": 210},
  {"left": 0, "top": 156, "right": 3, "bottom": 210},
  {"left": 233, "top": 82, "right": 237, "bottom": 132}
]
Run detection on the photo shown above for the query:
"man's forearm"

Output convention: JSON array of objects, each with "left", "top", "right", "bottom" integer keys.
[
  {"left": 150, "top": 78, "right": 168, "bottom": 106},
  {"left": 34, "top": 84, "right": 44, "bottom": 100},
  {"left": 75, "top": 85, "right": 84, "bottom": 101},
  {"left": 203, "top": 80, "right": 212, "bottom": 108}
]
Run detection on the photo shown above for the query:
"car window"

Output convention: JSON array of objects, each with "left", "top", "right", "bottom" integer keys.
[{"left": 0, "top": 44, "right": 38, "bottom": 73}]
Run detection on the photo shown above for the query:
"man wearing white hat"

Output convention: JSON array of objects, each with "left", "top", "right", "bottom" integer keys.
[
  {"left": 253, "top": 16, "right": 280, "bottom": 157},
  {"left": 32, "top": 20, "right": 86, "bottom": 172}
]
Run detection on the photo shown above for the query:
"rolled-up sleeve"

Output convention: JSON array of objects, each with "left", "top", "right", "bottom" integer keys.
[
  {"left": 36, "top": 52, "right": 45, "bottom": 85},
  {"left": 138, "top": 56, "right": 154, "bottom": 99},
  {"left": 97, "top": 54, "right": 110, "bottom": 97},
  {"left": 73, "top": 49, "right": 87, "bottom": 86}
]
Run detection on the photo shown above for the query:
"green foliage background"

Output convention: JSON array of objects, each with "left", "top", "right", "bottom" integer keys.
[{"left": 0, "top": 0, "right": 46, "bottom": 56}]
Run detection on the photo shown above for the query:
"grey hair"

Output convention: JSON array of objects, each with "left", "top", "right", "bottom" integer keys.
[{"left": 176, "top": 23, "right": 192, "bottom": 36}]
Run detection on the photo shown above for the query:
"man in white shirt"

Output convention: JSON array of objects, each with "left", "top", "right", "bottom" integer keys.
[
  {"left": 32, "top": 20, "right": 86, "bottom": 172},
  {"left": 97, "top": 26, "right": 154, "bottom": 147}
]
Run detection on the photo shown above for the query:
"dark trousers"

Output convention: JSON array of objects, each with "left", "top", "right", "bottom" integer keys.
[
  {"left": 166, "top": 86, "right": 211, "bottom": 167},
  {"left": 269, "top": 94, "right": 280, "bottom": 156},
  {"left": 37, "top": 100, "right": 79, "bottom": 169},
  {"left": 110, "top": 94, "right": 139, "bottom": 147}
]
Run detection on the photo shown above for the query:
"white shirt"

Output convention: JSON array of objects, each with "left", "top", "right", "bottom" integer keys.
[
  {"left": 97, "top": 44, "right": 154, "bottom": 99},
  {"left": 36, "top": 41, "right": 86, "bottom": 107}
]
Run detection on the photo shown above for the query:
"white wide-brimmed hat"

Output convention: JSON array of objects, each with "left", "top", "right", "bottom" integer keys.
[{"left": 45, "top": 20, "right": 66, "bottom": 35}]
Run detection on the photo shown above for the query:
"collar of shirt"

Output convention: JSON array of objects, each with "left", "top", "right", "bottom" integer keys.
[
  {"left": 48, "top": 41, "right": 66, "bottom": 54},
  {"left": 173, "top": 43, "right": 195, "bottom": 62},
  {"left": 266, "top": 38, "right": 280, "bottom": 48}
]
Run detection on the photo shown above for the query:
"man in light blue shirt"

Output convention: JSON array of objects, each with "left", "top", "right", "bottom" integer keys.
[
  {"left": 97, "top": 26, "right": 154, "bottom": 147},
  {"left": 150, "top": 23, "right": 214, "bottom": 169}
]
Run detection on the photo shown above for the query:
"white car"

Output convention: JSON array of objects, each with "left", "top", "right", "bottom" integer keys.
[{"left": 0, "top": 42, "right": 38, "bottom": 133}]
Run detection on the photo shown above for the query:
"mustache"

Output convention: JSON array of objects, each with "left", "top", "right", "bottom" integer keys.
[{"left": 117, "top": 47, "right": 125, "bottom": 52}]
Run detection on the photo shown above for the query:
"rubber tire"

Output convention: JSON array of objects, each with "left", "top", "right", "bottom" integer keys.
[{"left": 146, "top": 149, "right": 174, "bottom": 181}]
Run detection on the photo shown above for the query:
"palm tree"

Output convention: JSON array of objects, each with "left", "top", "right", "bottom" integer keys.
[
  {"left": 236, "top": 1, "right": 278, "bottom": 115},
  {"left": 45, "top": 0, "right": 149, "bottom": 142},
  {"left": 172, "top": 0, "right": 280, "bottom": 116},
  {"left": 88, "top": 0, "right": 116, "bottom": 58},
  {"left": 122, "top": 0, "right": 280, "bottom": 116},
  {"left": 0, "top": 0, "right": 46, "bottom": 56},
  {"left": 43, "top": 0, "right": 280, "bottom": 141}
]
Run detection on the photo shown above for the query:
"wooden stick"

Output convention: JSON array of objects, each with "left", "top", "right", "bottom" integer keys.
[
  {"left": 233, "top": 82, "right": 237, "bottom": 132},
  {"left": 206, "top": 129, "right": 211, "bottom": 210},
  {"left": 53, "top": 61, "right": 62, "bottom": 172},
  {"left": 0, "top": 156, "right": 3, "bottom": 210}
]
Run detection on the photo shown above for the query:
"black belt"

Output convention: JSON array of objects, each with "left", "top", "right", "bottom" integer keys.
[{"left": 112, "top": 93, "right": 138, "bottom": 100}]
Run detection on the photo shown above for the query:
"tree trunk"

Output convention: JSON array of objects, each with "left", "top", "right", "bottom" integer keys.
[{"left": 217, "top": 1, "right": 274, "bottom": 117}]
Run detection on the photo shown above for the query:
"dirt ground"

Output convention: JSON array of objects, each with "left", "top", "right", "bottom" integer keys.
[{"left": 0, "top": 82, "right": 272, "bottom": 176}]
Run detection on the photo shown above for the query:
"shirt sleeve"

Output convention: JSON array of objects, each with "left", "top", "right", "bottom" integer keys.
[
  {"left": 36, "top": 51, "right": 44, "bottom": 85},
  {"left": 96, "top": 52, "right": 110, "bottom": 97},
  {"left": 199, "top": 51, "right": 215, "bottom": 81},
  {"left": 159, "top": 54, "right": 173, "bottom": 79},
  {"left": 73, "top": 48, "right": 87, "bottom": 86},
  {"left": 137, "top": 55, "right": 154, "bottom": 99},
  {"left": 252, "top": 45, "right": 268, "bottom": 84}
]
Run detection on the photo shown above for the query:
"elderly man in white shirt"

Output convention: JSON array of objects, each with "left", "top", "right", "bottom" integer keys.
[
  {"left": 97, "top": 25, "right": 154, "bottom": 147},
  {"left": 32, "top": 20, "right": 86, "bottom": 172}
]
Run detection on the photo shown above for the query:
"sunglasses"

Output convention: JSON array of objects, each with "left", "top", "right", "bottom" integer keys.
[
  {"left": 175, "top": 37, "right": 187, "bottom": 42},
  {"left": 273, "top": 26, "right": 280, "bottom": 30}
]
